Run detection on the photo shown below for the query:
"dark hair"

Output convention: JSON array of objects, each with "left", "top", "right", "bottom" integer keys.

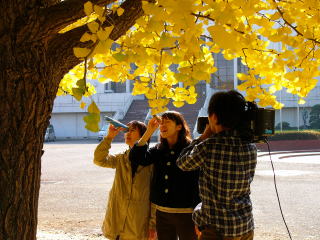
[
  {"left": 207, "top": 90, "right": 257, "bottom": 140},
  {"left": 127, "top": 121, "right": 148, "bottom": 177},
  {"left": 127, "top": 120, "right": 147, "bottom": 137},
  {"left": 158, "top": 111, "right": 192, "bottom": 148}
]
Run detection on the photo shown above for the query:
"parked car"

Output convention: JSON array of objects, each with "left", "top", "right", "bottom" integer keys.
[
  {"left": 45, "top": 124, "right": 56, "bottom": 142},
  {"left": 98, "top": 123, "right": 110, "bottom": 141}
]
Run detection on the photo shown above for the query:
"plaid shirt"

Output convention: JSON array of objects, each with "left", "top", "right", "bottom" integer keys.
[{"left": 177, "top": 130, "right": 257, "bottom": 237}]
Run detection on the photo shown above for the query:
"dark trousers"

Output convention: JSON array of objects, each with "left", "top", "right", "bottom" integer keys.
[
  {"left": 156, "top": 210, "right": 197, "bottom": 240},
  {"left": 200, "top": 226, "right": 254, "bottom": 240}
]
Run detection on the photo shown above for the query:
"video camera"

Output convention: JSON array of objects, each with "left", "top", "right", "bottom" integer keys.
[{"left": 197, "top": 107, "right": 275, "bottom": 143}]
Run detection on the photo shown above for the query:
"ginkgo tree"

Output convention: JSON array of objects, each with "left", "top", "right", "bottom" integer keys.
[
  {"left": 0, "top": 0, "right": 319, "bottom": 239},
  {"left": 61, "top": 0, "right": 320, "bottom": 132}
]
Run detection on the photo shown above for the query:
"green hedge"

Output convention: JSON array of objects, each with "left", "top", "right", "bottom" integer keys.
[{"left": 268, "top": 130, "right": 320, "bottom": 141}]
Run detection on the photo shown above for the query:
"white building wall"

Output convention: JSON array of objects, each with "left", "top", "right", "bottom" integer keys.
[
  {"left": 274, "top": 85, "right": 320, "bottom": 128},
  {"left": 50, "top": 79, "right": 139, "bottom": 139},
  {"left": 51, "top": 113, "right": 92, "bottom": 138},
  {"left": 275, "top": 107, "right": 299, "bottom": 127}
]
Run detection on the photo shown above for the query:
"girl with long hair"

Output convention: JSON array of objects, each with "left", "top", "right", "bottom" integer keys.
[{"left": 129, "top": 111, "right": 200, "bottom": 240}]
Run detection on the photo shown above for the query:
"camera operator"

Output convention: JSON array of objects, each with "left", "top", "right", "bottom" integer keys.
[{"left": 177, "top": 90, "right": 257, "bottom": 240}]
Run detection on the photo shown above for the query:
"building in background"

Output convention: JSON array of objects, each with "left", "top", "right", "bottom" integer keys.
[
  {"left": 51, "top": 79, "right": 144, "bottom": 139},
  {"left": 51, "top": 54, "right": 320, "bottom": 140}
]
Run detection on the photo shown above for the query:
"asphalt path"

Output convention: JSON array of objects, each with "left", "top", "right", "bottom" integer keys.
[{"left": 37, "top": 140, "right": 320, "bottom": 240}]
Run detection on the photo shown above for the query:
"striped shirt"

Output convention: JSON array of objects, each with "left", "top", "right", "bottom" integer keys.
[{"left": 177, "top": 130, "right": 257, "bottom": 237}]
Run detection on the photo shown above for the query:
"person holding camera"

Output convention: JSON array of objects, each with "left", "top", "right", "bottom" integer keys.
[
  {"left": 93, "top": 121, "right": 155, "bottom": 240},
  {"left": 177, "top": 90, "right": 257, "bottom": 240},
  {"left": 129, "top": 111, "right": 200, "bottom": 240}
]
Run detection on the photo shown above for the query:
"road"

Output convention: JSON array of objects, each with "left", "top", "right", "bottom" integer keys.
[{"left": 37, "top": 140, "right": 320, "bottom": 240}]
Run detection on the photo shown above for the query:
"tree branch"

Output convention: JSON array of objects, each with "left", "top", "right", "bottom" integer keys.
[
  {"left": 39, "top": 0, "right": 116, "bottom": 39},
  {"left": 40, "top": 0, "right": 61, "bottom": 8},
  {"left": 191, "top": 13, "right": 245, "bottom": 35},
  {"left": 47, "top": 0, "right": 144, "bottom": 81},
  {"left": 273, "top": 0, "right": 320, "bottom": 44},
  {"left": 107, "top": 0, "right": 144, "bottom": 40},
  {"left": 48, "top": 26, "right": 87, "bottom": 81}
]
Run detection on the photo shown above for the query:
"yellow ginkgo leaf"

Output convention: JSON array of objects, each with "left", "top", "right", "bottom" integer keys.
[
  {"left": 85, "top": 122, "right": 100, "bottom": 132},
  {"left": 80, "top": 102, "right": 86, "bottom": 109},
  {"left": 87, "top": 21, "right": 99, "bottom": 33},
  {"left": 84, "top": 1, "right": 93, "bottom": 16},
  {"left": 186, "top": 96, "right": 197, "bottom": 104},
  {"left": 151, "top": 108, "right": 161, "bottom": 116},
  {"left": 93, "top": 39, "right": 113, "bottom": 55},
  {"left": 80, "top": 32, "right": 92, "bottom": 42},
  {"left": 72, "top": 87, "right": 85, "bottom": 101},
  {"left": 94, "top": 5, "right": 104, "bottom": 17},
  {"left": 104, "top": 26, "right": 114, "bottom": 36},
  {"left": 97, "top": 30, "right": 109, "bottom": 41},
  {"left": 298, "top": 98, "right": 306, "bottom": 105},
  {"left": 98, "top": 77, "right": 108, "bottom": 82},
  {"left": 117, "top": 7, "right": 125, "bottom": 16},
  {"left": 73, "top": 47, "right": 90, "bottom": 58},
  {"left": 172, "top": 101, "right": 185, "bottom": 108},
  {"left": 146, "top": 88, "right": 157, "bottom": 99},
  {"left": 83, "top": 113, "right": 100, "bottom": 132},
  {"left": 148, "top": 99, "right": 159, "bottom": 108},
  {"left": 88, "top": 101, "right": 100, "bottom": 114},
  {"left": 237, "top": 73, "right": 248, "bottom": 81}
]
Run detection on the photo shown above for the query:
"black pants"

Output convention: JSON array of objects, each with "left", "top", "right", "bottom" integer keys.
[{"left": 156, "top": 210, "right": 197, "bottom": 240}]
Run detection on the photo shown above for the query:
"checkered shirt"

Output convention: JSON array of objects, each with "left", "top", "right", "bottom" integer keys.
[{"left": 177, "top": 130, "right": 257, "bottom": 237}]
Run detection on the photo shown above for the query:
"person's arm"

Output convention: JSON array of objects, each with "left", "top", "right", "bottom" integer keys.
[
  {"left": 129, "top": 116, "right": 160, "bottom": 167},
  {"left": 176, "top": 139, "right": 208, "bottom": 171},
  {"left": 137, "top": 116, "right": 160, "bottom": 146},
  {"left": 177, "top": 124, "right": 213, "bottom": 171},
  {"left": 198, "top": 124, "right": 214, "bottom": 142},
  {"left": 129, "top": 144, "right": 157, "bottom": 166},
  {"left": 93, "top": 124, "right": 125, "bottom": 168}
]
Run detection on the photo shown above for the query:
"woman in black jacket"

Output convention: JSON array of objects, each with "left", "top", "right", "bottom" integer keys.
[{"left": 129, "top": 111, "right": 200, "bottom": 240}]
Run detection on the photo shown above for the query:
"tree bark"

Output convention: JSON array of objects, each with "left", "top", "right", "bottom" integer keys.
[
  {"left": 0, "top": 0, "right": 144, "bottom": 239},
  {"left": 0, "top": 42, "right": 56, "bottom": 240}
]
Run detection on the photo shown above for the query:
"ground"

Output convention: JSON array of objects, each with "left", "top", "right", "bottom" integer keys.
[{"left": 37, "top": 140, "right": 320, "bottom": 240}]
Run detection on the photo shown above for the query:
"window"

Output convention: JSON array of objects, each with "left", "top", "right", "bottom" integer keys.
[
  {"left": 211, "top": 53, "right": 234, "bottom": 90},
  {"left": 104, "top": 82, "right": 116, "bottom": 93},
  {"left": 104, "top": 82, "right": 126, "bottom": 93},
  {"left": 237, "top": 58, "right": 249, "bottom": 85}
]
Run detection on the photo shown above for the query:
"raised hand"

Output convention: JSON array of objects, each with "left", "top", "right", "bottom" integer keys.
[
  {"left": 106, "top": 124, "right": 124, "bottom": 140},
  {"left": 199, "top": 123, "right": 214, "bottom": 141},
  {"left": 146, "top": 116, "right": 160, "bottom": 133},
  {"left": 137, "top": 116, "right": 161, "bottom": 146}
]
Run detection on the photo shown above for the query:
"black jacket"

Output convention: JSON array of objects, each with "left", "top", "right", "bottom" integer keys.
[{"left": 129, "top": 142, "right": 200, "bottom": 209}]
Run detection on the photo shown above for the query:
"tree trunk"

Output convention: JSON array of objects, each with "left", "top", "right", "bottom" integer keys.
[
  {"left": 0, "top": 0, "right": 143, "bottom": 239},
  {"left": 0, "top": 39, "right": 59, "bottom": 239}
]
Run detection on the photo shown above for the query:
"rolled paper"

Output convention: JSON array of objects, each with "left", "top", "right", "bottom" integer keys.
[{"left": 104, "top": 116, "right": 129, "bottom": 132}]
